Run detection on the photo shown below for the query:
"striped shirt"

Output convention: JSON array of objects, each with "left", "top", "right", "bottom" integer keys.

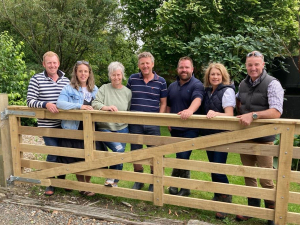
[
  {"left": 126, "top": 72, "right": 167, "bottom": 112},
  {"left": 27, "top": 70, "right": 70, "bottom": 127}
]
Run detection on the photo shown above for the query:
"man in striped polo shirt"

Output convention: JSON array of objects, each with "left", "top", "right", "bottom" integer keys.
[
  {"left": 126, "top": 52, "right": 167, "bottom": 191},
  {"left": 27, "top": 51, "right": 70, "bottom": 195}
]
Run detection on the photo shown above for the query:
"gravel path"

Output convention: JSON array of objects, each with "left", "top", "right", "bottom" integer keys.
[{"left": 0, "top": 201, "right": 124, "bottom": 225}]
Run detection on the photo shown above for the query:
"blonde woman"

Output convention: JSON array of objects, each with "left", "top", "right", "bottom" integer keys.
[{"left": 202, "top": 63, "right": 235, "bottom": 219}]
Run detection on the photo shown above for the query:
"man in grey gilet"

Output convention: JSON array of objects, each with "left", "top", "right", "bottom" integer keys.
[{"left": 235, "top": 51, "right": 284, "bottom": 225}]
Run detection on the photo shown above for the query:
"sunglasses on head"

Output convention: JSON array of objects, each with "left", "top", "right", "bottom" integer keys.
[
  {"left": 246, "top": 52, "right": 263, "bottom": 57},
  {"left": 77, "top": 60, "right": 89, "bottom": 65}
]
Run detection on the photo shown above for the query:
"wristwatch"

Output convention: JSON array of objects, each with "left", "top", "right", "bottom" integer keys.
[{"left": 252, "top": 113, "right": 258, "bottom": 120}]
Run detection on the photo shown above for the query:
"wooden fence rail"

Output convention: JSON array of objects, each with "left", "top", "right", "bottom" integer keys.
[{"left": 2, "top": 104, "right": 300, "bottom": 225}]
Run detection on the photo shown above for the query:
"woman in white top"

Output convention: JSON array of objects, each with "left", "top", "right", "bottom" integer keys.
[{"left": 202, "top": 62, "right": 236, "bottom": 219}]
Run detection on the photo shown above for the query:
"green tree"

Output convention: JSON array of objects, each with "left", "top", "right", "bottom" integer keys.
[
  {"left": 88, "top": 32, "right": 138, "bottom": 87},
  {"left": 120, "top": 0, "right": 163, "bottom": 42},
  {"left": 188, "top": 26, "right": 285, "bottom": 83},
  {"left": 121, "top": 0, "right": 299, "bottom": 82},
  {"left": 0, "top": 31, "right": 33, "bottom": 105},
  {"left": 0, "top": 0, "right": 120, "bottom": 73},
  {"left": 121, "top": 0, "right": 220, "bottom": 76}
]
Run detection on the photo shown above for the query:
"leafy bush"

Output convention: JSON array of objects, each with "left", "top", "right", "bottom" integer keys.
[
  {"left": 21, "top": 118, "right": 37, "bottom": 127},
  {"left": 0, "top": 31, "right": 34, "bottom": 105},
  {"left": 188, "top": 25, "right": 286, "bottom": 83},
  {"left": 0, "top": 31, "right": 37, "bottom": 126}
]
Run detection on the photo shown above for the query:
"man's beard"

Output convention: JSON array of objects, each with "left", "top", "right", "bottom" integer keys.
[{"left": 179, "top": 73, "right": 192, "bottom": 81}]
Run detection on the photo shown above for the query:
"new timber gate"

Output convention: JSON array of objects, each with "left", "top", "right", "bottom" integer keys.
[{"left": 1, "top": 97, "right": 300, "bottom": 224}]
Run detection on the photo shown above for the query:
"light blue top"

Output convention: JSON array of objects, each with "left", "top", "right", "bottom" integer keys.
[{"left": 57, "top": 84, "right": 98, "bottom": 130}]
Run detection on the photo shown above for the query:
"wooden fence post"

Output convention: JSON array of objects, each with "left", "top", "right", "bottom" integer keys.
[
  {"left": 0, "top": 94, "right": 13, "bottom": 187},
  {"left": 274, "top": 124, "right": 295, "bottom": 224}
]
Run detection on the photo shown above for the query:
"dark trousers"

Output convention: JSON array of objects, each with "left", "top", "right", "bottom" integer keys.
[
  {"left": 170, "top": 129, "right": 199, "bottom": 159},
  {"left": 129, "top": 124, "right": 160, "bottom": 172},
  {"left": 206, "top": 151, "right": 229, "bottom": 184}
]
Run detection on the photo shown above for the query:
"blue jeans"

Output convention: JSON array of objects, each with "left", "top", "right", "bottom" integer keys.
[
  {"left": 43, "top": 136, "right": 60, "bottom": 162},
  {"left": 129, "top": 124, "right": 160, "bottom": 172},
  {"left": 97, "top": 127, "right": 128, "bottom": 182},
  {"left": 170, "top": 129, "right": 199, "bottom": 159},
  {"left": 206, "top": 151, "right": 229, "bottom": 184}
]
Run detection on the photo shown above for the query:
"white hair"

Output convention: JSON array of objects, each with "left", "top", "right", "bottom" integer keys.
[{"left": 108, "top": 61, "right": 126, "bottom": 81}]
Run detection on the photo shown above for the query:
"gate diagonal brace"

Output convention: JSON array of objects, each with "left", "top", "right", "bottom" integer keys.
[
  {"left": 7, "top": 175, "right": 41, "bottom": 186},
  {"left": 21, "top": 124, "right": 282, "bottom": 180}
]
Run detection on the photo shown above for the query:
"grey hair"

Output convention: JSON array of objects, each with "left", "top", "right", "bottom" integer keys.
[
  {"left": 246, "top": 51, "right": 265, "bottom": 62},
  {"left": 138, "top": 52, "right": 154, "bottom": 63},
  {"left": 108, "top": 61, "right": 126, "bottom": 81}
]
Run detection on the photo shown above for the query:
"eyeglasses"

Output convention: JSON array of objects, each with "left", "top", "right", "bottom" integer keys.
[
  {"left": 77, "top": 60, "right": 89, "bottom": 65},
  {"left": 246, "top": 52, "right": 263, "bottom": 58}
]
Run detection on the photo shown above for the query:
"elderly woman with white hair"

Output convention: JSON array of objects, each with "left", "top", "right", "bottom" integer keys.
[{"left": 92, "top": 61, "right": 132, "bottom": 187}]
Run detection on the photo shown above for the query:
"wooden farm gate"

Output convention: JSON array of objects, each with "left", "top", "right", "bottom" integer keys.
[{"left": 2, "top": 102, "right": 300, "bottom": 224}]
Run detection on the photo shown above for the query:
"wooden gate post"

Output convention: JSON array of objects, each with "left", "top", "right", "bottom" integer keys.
[
  {"left": 274, "top": 124, "right": 295, "bottom": 224},
  {"left": 0, "top": 94, "right": 13, "bottom": 187}
]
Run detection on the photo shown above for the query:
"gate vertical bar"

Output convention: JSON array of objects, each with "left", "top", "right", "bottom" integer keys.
[
  {"left": 83, "top": 113, "right": 94, "bottom": 162},
  {"left": 0, "top": 94, "right": 12, "bottom": 186},
  {"left": 153, "top": 156, "right": 164, "bottom": 206},
  {"left": 274, "top": 124, "right": 295, "bottom": 224},
  {"left": 8, "top": 115, "right": 21, "bottom": 177}
]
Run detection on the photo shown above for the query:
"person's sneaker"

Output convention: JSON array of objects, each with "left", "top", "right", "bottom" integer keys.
[
  {"left": 236, "top": 215, "right": 251, "bottom": 221},
  {"left": 44, "top": 186, "right": 55, "bottom": 196},
  {"left": 132, "top": 182, "right": 144, "bottom": 190},
  {"left": 104, "top": 178, "right": 114, "bottom": 187}
]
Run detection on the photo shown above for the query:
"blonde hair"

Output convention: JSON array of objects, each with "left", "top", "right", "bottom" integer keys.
[
  {"left": 138, "top": 52, "right": 154, "bottom": 63},
  {"left": 70, "top": 61, "right": 95, "bottom": 92},
  {"left": 43, "top": 51, "right": 59, "bottom": 62},
  {"left": 204, "top": 63, "right": 230, "bottom": 87}
]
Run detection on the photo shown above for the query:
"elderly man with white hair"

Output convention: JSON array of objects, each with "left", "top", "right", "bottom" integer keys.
[{"left": 92, "top": 61, "right": 132, "bottom": 188}]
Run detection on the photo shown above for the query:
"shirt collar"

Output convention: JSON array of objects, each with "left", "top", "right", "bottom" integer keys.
[
  {"left": 248, "top": 70, "right": 264, "bottom": 87},
  {"left": 44, "top": 70, "right": 64, "bottom": 78},
  {"left": 138, "top": 71, "right": 159, "bottom": 80},
  {"left": 176, "top": 74, "right": 194, "bottom": 85}
]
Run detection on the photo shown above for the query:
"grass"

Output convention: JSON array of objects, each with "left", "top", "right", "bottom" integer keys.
[{"left": 33, "top": 126, "right": 299, "bottom": 224}]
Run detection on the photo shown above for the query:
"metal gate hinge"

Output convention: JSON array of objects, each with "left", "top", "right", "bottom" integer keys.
[
  {"left": 7, "top": 175, "right": 41, "bottom": 186},
  {"left": 1, "top": 108, "right": 36, "bottom": 120}
]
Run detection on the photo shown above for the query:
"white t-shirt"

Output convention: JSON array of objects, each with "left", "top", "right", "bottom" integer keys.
[
  {"left": 82, "top": 87, "right": 92, "bottom": 102},
  {"left": 222, "top": 88, "right": 236, "bottom": 109}
]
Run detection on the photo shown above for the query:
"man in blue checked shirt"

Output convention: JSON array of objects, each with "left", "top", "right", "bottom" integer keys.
[{"left": 236, "top": 51, "right": 284, "bottom": 225}]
